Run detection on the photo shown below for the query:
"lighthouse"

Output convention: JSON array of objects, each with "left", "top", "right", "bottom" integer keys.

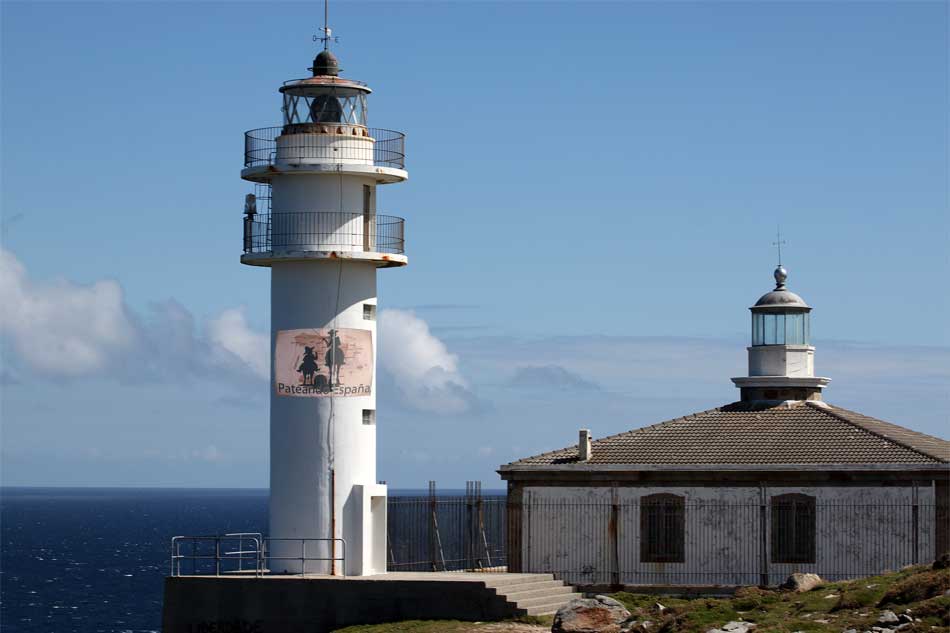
[
  {"left": 731, "top": 265, "right": 830, "bottom": 402},
  {"left": 240, "top": 38, "right": 407, "bottom": 576}
]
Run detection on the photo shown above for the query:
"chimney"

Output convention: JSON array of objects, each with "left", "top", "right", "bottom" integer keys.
[{"left": 578, "top": 429, "right": 592, "bottom": 462}]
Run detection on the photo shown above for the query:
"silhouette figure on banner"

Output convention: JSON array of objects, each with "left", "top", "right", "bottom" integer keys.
[
  {"left": 297, "top": 346, "right": 328, "bottom": 390},
  {"left": 324, "top": 330, "right": 345, "bottom": 387}
]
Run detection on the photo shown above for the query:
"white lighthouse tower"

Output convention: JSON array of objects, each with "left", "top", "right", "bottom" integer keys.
[
  {"left": 732, "top": 265, "right": 830, "bottom": 402},
  {"left": 240, "top": 35, "right": 407, "bottom": 576}
]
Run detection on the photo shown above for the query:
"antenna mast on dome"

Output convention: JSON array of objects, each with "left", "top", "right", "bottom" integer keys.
[
  {"left": 772, "top": 226, "right": 786, "bottom": 267},
  {"left": 315, "top": 0, "right": 339, "bottom": 51}
]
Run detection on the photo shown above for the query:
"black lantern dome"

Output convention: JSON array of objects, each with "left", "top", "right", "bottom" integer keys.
[{"left": 311, "top": 50, "right": 340, "bottom": 77}]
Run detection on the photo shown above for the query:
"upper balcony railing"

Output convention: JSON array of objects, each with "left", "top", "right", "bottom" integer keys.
[
  {"left": 243, "top": 211, "right": 405, "bottom": 255},
  {"left": 244, "top": 126, "right": 406, "bottom": 170}
]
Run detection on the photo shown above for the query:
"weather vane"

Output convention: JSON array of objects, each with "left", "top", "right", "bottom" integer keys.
[
  {"left": 772, "top": 227, "right": 786, "bottom": 267},
  {"left": 313, "top": 0, "right": 339, "bottom": 50}
]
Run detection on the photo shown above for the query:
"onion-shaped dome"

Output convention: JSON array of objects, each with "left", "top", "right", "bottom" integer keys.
[
  {"left": 752, "top": 266, "right": 810, "bottom": 310},
  {"left": 311, "top": 50, "right": 340, "bottom": 77}
]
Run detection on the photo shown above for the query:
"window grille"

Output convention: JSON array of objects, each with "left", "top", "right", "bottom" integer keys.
[
  {"left": 771, "top": 493, "right": 817, "bottom": 564},
  {"left": 363, "top": 304, "right": 376, "bottom": 321},
  {"left": 640, "top": 493, "right": 685, "bottom": 563},
  {"left": 362, "top": 409, "right": 376, "bottom": 425}
]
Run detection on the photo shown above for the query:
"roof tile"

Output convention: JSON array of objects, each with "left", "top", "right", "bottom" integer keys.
[{"left": 502, "top": 401, "right": 950, "bottom": 467}]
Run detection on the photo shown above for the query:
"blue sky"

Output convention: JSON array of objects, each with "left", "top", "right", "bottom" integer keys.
[{"left": 1, "top": 1, "right": 947, "bottom": 488}]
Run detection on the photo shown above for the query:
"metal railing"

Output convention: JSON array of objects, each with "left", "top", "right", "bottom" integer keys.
[
  {"left": 166, "top": 491, "right": 943, "bottom": 587},
  {"left": 170, "top": 534, "right": 345, "bottom": 577},
  {"left": 243, "top": 211, "right": 405, "bottom": 255},
  {"left": 282, "top": 77, "right": 369, "bottom": 88},
  {"left": 264, "top": 537, "right": 347, "bottom": 576},
  {"left": 387, "top": 482, "right": 507, "bottom": 572},
  {"left": 244, "top": 126, "right": 406, "bottom": 169}
]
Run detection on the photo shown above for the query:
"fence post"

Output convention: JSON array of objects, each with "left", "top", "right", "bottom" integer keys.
[
  {"left": 477, "top": 481, "right": 492, "bottom": 569},
  {"left": 610, "top": 485, "right": 620, "bottom": 588},
  {"left": 912, "top": 481, "right": 919, "bottom": 565},
  {"left": 386, "top": 501, "right": 396, "bottom": 571},
  {"left": 465, "top": 481, "right": 472, "bottom": 570},
  {"left": 759, "top": 483, "right": 769, "bottom": 587},
  {"left": 525, "top": 490, "right": 532, "bottom": 572},
  {"left": 428, "top": 481, "right": 437, "bottom": 571},
  {"left": 506, "top": 487, "right": 521, "bottom": 573}
]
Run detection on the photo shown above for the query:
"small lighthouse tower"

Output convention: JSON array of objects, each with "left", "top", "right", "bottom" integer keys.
[
  {"left": 732, "top": 265, "right": 830, "bottom": 402},
  {"left": 240, "top": 31, "right": 407, "bottom": 575}
]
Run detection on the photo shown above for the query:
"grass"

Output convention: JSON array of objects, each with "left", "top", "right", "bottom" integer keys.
[
  {"left": 333, "top": 621, "right": 487, "bottom": 633},
  {"left": 609, "top": 564, "right": 950, "bottom": 633},
  {"left": 332, "top": 615, "right": 553, "bottom": 633},
  {"left": 329, "top": 566, "right": 949, "bottom": 633}
]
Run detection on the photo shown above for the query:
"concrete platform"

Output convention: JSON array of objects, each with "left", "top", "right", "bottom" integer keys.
[{"left": 162, "top": 571, "right": 579, "bottom": 632}]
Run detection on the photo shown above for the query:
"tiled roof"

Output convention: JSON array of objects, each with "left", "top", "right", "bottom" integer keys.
[{"left": 502, "top": 401, "right": 950, "bottom": 468}]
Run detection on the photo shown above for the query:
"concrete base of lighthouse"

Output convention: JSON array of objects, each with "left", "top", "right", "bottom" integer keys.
[
  {"left": 162, "top": 572, "right": 574, "bottom": 633},
  {"left": 731, "top": 376, "right": 830, "bottom": 403}
]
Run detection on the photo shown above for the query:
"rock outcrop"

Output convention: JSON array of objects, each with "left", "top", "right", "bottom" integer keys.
[
  {"left": 552, "top": 596, "right": 631, "bottom": 633},
  {"left": 780, "top": 573, "right": 823, "bottom": 593}
]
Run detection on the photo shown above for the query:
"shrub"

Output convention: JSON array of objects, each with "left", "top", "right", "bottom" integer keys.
[
  {"left": 911, "top": 595, "right": 950, "bottom": 626},
  {"left": 732, "top": 586, "right": 780, "bottom": 611},
  {"left": 878, "top": 569, "right": 950, "bottom": 606},
  {"left": 832, "top": 588, "right": 877, "bottom": 611}
]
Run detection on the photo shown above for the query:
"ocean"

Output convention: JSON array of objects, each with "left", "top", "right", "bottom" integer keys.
[{"left": 0, "top": 487, "right": 502, "bottom": 633}]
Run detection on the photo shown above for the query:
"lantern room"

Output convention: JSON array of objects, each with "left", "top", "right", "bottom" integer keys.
[
  {"left": 750, "top": 266, "right": 811, "bottom": 346},
  {"left": 732, "top": 265, "right": 829, "bottom": 402},
  {"left": 279, "top": 50, "right": 370, "bottom": 130}
]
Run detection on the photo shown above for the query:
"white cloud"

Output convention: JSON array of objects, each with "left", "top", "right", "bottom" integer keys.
[
  {"left": 0, "top": 248, "right": 266, "bottom": 383},
  {"left": 0, "top": 248, "right": 135, "bottom": 375},
  {"left": 378, "top": 309, "right": 473, "bottom": 413},
  {"left": 208, "top": 308, "right": 269, "bottom": 379}
]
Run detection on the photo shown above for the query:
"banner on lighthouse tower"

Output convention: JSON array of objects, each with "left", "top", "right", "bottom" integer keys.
[{"left": 274, "top": 328, "right": 373, "bottom": 397}]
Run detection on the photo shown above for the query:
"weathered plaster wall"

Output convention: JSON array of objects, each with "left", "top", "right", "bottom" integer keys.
[
  {"left": 520, "top": 485, "right": 937, "bottom": 586},
  {"left": 270, "top": 261, "right": 380, "bottom": 575}
]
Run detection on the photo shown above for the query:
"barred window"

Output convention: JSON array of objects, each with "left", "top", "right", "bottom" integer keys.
[
  {"left": 640, "top": 493, "right": 685, "bottom": 563},
  {"left": 771, "top": 493, "right": 816, "bottom": 564}
]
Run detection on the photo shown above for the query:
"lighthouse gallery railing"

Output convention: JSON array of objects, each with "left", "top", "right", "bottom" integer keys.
[
  {"left": 243, "top": 211, "right": 405, "bottom": 255},
  {"left": 244, "top": 126, "right": 406, "bottom": 169}
]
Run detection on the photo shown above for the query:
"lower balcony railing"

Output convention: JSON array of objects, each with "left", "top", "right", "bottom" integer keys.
[{"left": 243, "top": 212, "right": 405, "bottom": 256}]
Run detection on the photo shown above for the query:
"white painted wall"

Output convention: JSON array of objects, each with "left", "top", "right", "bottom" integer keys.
[
  {"left": 520, "top": 484, "right": 937, "bottom": 586},
  {"left": 264, "top": 162, "right": 395, "bottom": 575},
  {"left": 269, "top": 259, "right": 380, "bottom": 575},
  {"left": 276, "top": 132, "right": 375, "bottom": 167},
  {"left": 270, "top": 175, "right": 379, "bottom": 254},
  {"left": 748, "top": 345, "right": 814, "bottom": 377},
  {"left": 272, "top": 174, "right": 376, "bottom": 212}
]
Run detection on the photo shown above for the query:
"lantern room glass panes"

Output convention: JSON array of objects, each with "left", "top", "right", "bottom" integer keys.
[
  {"left": 283, "top": 91, "right": 367, "bottom": 126},
  {"left": 752, "top": 312, "right": 809, "bottom": 346}
]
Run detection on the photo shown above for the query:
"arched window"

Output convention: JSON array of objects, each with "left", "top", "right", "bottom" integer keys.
[
  {"left": 771, "top": 493, "right": 816, "bottom": 564},
  {"left": 640, "top": 493, "right": 685, "bottom": 563}
]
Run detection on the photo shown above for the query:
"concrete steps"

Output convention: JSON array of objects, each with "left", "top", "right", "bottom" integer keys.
[
  {"left": 502, "top": 584, "right": 575, "bottom": 602},
  {"left": 484, "top": 573, "right": 580, "bottom": 617}
]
